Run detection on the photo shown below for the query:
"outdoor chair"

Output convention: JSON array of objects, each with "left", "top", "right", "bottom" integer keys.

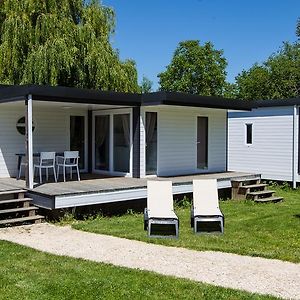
[
  {"left": 34, "top": 152, "right": 57, "bottom": 184},
  {"left": 191, "top": 179, "right": 224, "bottom": 234},
  {"left": 56, "top": 151, "right": 80, "bottom": 182},
  {"left": 144, "top": 180, "right": 179, "bottom": 238},
  {"left": 18, "top": 161, "right": 27, "bottom": 180}
]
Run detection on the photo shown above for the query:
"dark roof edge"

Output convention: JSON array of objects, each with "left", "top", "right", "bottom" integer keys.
[
  {"left": 142, "top": 91, "right": 252, "bottom": 110},
  {"left": 0, "top": 84, "right": 141, "bottom": 106},
  {"left": 252, "top": 98, "right": 300, "bottom": 108},
  {"left": 5, "top": 84, "right": 299, "bottom": 110}
]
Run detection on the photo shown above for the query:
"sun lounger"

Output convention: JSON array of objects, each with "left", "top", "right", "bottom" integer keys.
[
  {"left": 191, "top": 179, "right": 224, "bottom": 234},
  {"left": 144, "top": 180, "right": 179, "bottom": 238}
]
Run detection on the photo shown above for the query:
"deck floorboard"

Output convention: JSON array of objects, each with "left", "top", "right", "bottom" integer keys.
[{"left": 0, "top": 172, "right": 259, "bottom": 197}]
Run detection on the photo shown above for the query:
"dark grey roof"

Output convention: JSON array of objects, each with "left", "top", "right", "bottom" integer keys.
[
  {"left": 252, "top": 98, "right": 300, "bottom": 108},
  {"left": 142, "top": 91, "right": 252, "bottom": 110},
  {"left": 0, "top": 84, "right": 251, "bottom": 110},
  {"left": 0, "top": 84, "right": 141, "bottom": 106}
]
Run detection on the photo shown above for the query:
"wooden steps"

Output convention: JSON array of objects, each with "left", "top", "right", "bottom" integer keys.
[
  {"left": 247, "top": 190, "right": 275, "bottom": 200},
  {"left": 0, "top": 198, "right": 32, "bottom": 206},
  {"left": 231, "top": 178, "right": 283, "bottom": 203},
  {"left": 0, "top": 189, "right": 44, "bottom": 227},
  {"left": 254, "top": 196, "right": 283, "bottom": 203},
  {"left": 0, "top": 189, "right": 26, "bottom": 196},
  {"left": 0, "top": 206, "right": 38, "bottom": 215},
  {"left": 0, "top": 215, "right": 44, "bottom": 226}
]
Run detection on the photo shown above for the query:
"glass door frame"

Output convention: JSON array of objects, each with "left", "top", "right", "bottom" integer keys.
[
  {"left": 145, "top": 111, "right": 158, "bottom": 176},
  {"left": 92, "top": 108, "right": 133, "bottom": 177},
  {"left": 69, "top": 113, "right": 88, "bottom": 173},
  {"left": 142, "top": 109, "right": 159, "bottom": 177}
]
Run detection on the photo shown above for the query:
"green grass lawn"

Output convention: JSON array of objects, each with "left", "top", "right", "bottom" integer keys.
[
  {"left": 0, "top": 241, "right": 279, "bottom": 300},
  {"left": 72, "top": 187, "right": 300, "bottom": 263}
]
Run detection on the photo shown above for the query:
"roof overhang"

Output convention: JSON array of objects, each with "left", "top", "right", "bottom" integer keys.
[
  {"left": 252, "top": 98, "right": 300, "bottom": 108},
  {"left": 142, "top": 91, "right": 252, "bottom": 110},
  {"left": 0, "top": 84, "right": 252, "bottom": 110},
  {"left": 0, "top": 85, "right": 141, "bottom": 106}
]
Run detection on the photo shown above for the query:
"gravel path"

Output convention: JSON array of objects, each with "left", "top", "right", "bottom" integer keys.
[{"left": 1, "top": 223, "right": 299, "bottom": 299}]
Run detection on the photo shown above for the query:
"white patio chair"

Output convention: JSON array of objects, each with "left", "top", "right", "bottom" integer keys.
[
  {"left": 191, "top": 179, "right": 224, "bottom": 234},
  {"left": 34, "top": 152, "right": 57, "bottom": 184},
  {"left": 144, "top": 180, "right": 179, "bottom": 238},
  {"left": 56, "top": 151, "right": 80, "bottom": 182},
  {"left": 18, "top": 161, "right": 27, "bottom": 180}
]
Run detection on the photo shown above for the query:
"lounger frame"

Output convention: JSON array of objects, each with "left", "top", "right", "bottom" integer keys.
[
  {"left": 144, "top": 208, "right": 179, "bottom": 239},
  {"left": 191, "top": 179, "right": 224, "bottom": 234},
  {"left": 191, "top": 209, "right": 224, "bottom": 234}
]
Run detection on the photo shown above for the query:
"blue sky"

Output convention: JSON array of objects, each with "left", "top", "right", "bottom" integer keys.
[{"left": 102, "top": 0, "right": 300, "bottom": 90}]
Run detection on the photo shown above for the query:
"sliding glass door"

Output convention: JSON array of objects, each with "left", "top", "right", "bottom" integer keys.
[
  {"left": 113, "top": 114, "right": 130, "bottom": 173},
  {"left": 93, "top": 110, "right": 132, "bottom": 175},
  {"left": 94, "top": 115, "right": 110, "bottom": 171}
]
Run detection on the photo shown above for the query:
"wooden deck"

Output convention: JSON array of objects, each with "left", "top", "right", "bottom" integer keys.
[{"left": 0, "top": 172, "right": 261, "bottom": 209}]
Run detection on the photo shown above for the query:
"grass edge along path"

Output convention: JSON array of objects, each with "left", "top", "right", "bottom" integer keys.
[
  {"left": 71, "top": 187, "right": 300, "bottom": 263},
  {"left": 0, "top": 240, "right": 279, "bottom": 300}
]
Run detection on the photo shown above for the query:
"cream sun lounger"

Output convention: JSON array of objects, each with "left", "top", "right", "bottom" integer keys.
[
  {"left": 191, "top": 179, "right": 224, "bottom": 234},
  {"left": 144, "top": 180, "right": 179, "bottom": 238}
]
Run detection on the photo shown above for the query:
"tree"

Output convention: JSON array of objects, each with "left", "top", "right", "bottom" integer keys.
[
  {"left": 223, "top": 82, "right": 238, "bottom": 99},
  {"left": 297, "top": 18, "right": 300, "bottom": 38},
  {"left": 235, "top": 42, "right": 300, "bottom": 100},
  {"left": 0, "top": 0, "right": 139, "bottom": 92},
  {"left": 158, "top": 40, "right": 227, "bottom": 96},
  {"left": 140, "top": 76, "right": 153, "bottom": 93}
]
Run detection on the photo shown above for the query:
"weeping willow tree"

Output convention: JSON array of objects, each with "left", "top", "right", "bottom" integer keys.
[{"left": 0, "top": 0, "right": 139, "bottom": 92}]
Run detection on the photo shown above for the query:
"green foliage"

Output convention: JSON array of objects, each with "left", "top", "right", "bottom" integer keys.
[
  {"left": 58, "top": 212, "right": 78, "bottom": 226},
  {"left": 0, "top": 0, "right": 139, "bottom": 92},
  {"left": 235, "top": 42, "right": 300, "bottom": 100},
  {"left": 158, "top": 40, "right": 227, "bottom": 96},
  {"left": 140, "top": 76, "right": 153, "bottom": 93},
  {"left": 175, "top": 195, "right": 191, "bottom": 209},
  {"left": 297, "top": 18, "right": 300, "bottom": 38},
  {"left": 268, "top": 181, "right": 291, "bottom": 192},
  {"left": 74, "top": 187, "right": 300, "bottom": 263},
  {"left": 223, "top": 82, "right": 238, "bottom": 99}
]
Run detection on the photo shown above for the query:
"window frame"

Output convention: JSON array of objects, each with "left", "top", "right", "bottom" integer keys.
[{"left": 245, "top": 123, "right": 253, "bottom": 145}]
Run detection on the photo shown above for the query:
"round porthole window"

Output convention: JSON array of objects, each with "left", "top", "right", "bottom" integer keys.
[{"left": 16, "top": 117, "right": 35, "bottom": 135}]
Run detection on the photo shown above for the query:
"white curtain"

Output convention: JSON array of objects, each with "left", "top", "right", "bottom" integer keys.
[
  {"left": 121, "top": 114, "right": 130, "bottom": 145},
  {"left": 96, "top": 116, "right": 108, "bottom": 147},
  {"left": 146, "top": 112, "right": 157, "bottom": 146}
]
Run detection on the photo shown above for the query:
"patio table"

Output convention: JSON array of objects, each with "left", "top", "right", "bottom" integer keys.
[{"left": 16, "top": 152, "right": 64, "bottom": 179}]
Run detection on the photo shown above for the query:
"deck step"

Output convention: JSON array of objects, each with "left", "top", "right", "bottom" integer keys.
[
  {"left": 248, "top": 190, "right": 275, "bottom": 196},
  {"left": 240, "top": 183, "right": 268, "bottom": 189},
  {"left": 231, "top": 178, "right": 260, "bottom": 188},
  {"left": 0, "top": 215, "right": 44, "bottom": 226},
  {"left": 0, "top": 206, "right": 38, "bottom": 215},
  {"left": 232, "top": 177, "right": 260, "bottom": 182},
  {"left": 0, "top": 198, "right": 32, "bottom": 205},
  {"left": 247, "top": 190, "right": 275, "bottom": 200},
  {"left": 254, "top": 196, "right": 284, "bottom": 203},
  {"left": 0, "top": 189, "right": 26, "bottom": 196}
]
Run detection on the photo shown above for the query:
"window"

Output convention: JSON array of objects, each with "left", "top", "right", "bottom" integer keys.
[
  {"left": 16, "top": 117, "right": 35, "bottom": 135},
  {"left": 246, "top": 124, "right": 252, "bottom": 144}
]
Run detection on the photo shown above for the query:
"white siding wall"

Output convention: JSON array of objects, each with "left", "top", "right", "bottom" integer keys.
[
  {"left": 228, "top": 107, "right": 299, "bottom": 182},
  {"left": 0, "top": 102, "right": 87, "bottom": 178},
  {"left": 140, "top": 106, "right": 227, "bottom": 177}
]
